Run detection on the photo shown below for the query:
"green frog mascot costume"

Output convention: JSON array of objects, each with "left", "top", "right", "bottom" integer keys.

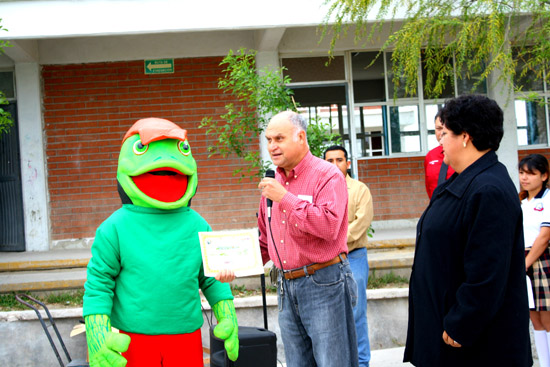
[{"left": 83, "top": 118, "right": 238, "bottom": 367}]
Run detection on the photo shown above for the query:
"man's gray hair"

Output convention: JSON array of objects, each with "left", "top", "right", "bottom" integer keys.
[{"left": 288, "top": 111, "right": 308, "bottom": 133}]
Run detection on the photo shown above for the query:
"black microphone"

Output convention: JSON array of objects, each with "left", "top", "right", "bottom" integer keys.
[{"left": 265, "top": 169, "right": 275, "bottom": 219}]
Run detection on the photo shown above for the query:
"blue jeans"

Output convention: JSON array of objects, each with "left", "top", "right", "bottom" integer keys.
[
  {"left": 277, "top": 257, "right": 359, "bottom": 367},
  {"left": 348, "top": 247, "right": 371, "bottom": 367}
]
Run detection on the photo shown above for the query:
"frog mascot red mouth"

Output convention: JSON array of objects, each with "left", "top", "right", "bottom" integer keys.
[
  {"left": 132, "top": 167, "right": 188, "bottom": 202},
  {"left": 82, "top": 117, "right": 239, "bottom": 367}
]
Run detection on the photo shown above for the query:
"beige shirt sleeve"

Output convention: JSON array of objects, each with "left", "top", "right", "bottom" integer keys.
[{"left": 346, "top": 174, "right": 374, "bottom": 251}]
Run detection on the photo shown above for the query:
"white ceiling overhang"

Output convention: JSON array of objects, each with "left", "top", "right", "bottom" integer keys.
[{"left": 0, "top": 0, "right": 331, "bottom": 40}]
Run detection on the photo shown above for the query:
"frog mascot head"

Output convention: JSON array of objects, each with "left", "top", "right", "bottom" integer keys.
[{"left": 116, "top": 117, "right": 198, "bottom": 209}]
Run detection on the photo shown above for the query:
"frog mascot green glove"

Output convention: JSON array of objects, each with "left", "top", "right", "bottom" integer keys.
[{"left": 83, "top": 118, "right": 238, "bottom": 367}]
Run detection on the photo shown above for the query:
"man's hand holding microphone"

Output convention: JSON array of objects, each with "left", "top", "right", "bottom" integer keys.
[{"left": 259, "top": 170, "right": 287, "bottom": 215}]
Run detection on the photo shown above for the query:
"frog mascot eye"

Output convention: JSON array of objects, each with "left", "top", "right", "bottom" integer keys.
[
  {"left": 178, "top": 140, "right": 191, "bottom": 156},
  {"left": 117, "top": 118, "right": 198, "bottom": 209},
  {"left": 133, "top": 140, "right": 148, "bottom": 155}
]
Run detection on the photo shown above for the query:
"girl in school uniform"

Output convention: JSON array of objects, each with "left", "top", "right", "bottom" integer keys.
[{"left": 520, "top": 153, "right": 550, "bottom": 367}]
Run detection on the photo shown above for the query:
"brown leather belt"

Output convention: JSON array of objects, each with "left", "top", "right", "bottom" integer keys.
[{"left": 283, "top": 253, "right": 347, "bottom": 280}]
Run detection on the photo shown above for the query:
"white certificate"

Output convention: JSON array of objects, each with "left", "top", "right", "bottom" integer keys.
[{"left": 198, "top": 229, "right": 264, "bottom": 277}]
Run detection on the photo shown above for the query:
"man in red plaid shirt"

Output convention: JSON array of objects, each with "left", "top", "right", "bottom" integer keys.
[{"left": 258, "top": 110, "right": 359, "bottom": 367}]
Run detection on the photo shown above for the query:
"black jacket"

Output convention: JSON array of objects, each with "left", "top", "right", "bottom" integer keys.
[{"left": 404, "top": 151, "right": 532, "bottom": 366}]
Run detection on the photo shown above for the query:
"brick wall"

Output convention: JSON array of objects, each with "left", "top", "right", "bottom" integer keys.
[
  {"left": 42, "top": 57, "right": 550, "bottom": 242},
  {"left": 357, "top": 156, "right": 429, "bottom": 221},
  {"left": 518, "top": 148, "right": 550, "bottom": 162},
  {"left": 356, "top": 148, "right": 550, "bottom": 223},
  {"left": 43, "top": 58, "right": 260, "bottom": 241}
]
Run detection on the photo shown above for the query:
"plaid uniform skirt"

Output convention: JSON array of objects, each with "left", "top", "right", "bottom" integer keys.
[{"left": 527, "top": 246, "right": 550, "bottom": 311}]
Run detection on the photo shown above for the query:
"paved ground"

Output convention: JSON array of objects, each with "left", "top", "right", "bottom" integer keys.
[
  {"left": 251, "top": 346, "right": 539, "bottom": 367},
  {"left": 370, "top": 347, "right": 412, "bottom": 367},
  {"left": 204, "top": 347, "right": 412, "bottom": 367}
]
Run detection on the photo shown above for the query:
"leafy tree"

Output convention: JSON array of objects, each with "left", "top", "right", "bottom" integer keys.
[
  {"left": 201, "top": 48, "right": 341, "bottom": 178},
  {"left": 0, "top": 19, "right": 12, "bottom": 137},
  {"left": 307, "top": 116, "right": 341, "bottom": 158},
  {"left": 200, "top": 48, "right": 295, "bottom": 178},
  {"left": 320, "top": 0, "right": 549, "bottom": 100}
]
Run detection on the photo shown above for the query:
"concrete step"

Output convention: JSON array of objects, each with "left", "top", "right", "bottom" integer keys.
[
  {"left": 0, "top": 249, "right": 91, "bottom": 272},
  {"left": 0, "top": 227, "right": 416, "bottom": 293},
  {"left": 0, "top": 249, "right": 91, "bottom": 293},
  {"left": 0, "top": 249, "right": 415, "bottom": 293},
  {"left": 368, "top": 247, "right": 414, "bottom": 279},
  {"left": 0, "top": 268, "right": 87, "bottom": 293}
]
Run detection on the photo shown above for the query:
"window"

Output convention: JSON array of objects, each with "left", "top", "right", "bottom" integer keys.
[
  {"left": 425, "top": 104, "right": 444, "bottom": 150},
  {"left": 514, "top": 50, "right": 549, "bottom": 147},
  {"left": 352, "top": 52, "right": 421, "bottom": 156},
  {"left": 389, "top": 105, "right": 421, "bottom": 153},
  {"left": 283, "top": 51, "right": 490, "bottom": 159},
  {"left": 516, "top": 99, "right": 548, "bottom": 146},
  {"left": 0, "top": 71, "right": 15, "bottom": 99},
  {"left": 291, "top": 85, "right": 349, "bottom": 151},
  {"left": 352, "top": 105, "right": 387, "bottom": 156},
  {"left": 282, "top": 56, "right": 345, "bottom": 83}
]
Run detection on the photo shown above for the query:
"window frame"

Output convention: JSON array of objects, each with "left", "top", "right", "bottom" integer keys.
[{"left": 282, "top": 50, "right": 495, "bottom": 161}]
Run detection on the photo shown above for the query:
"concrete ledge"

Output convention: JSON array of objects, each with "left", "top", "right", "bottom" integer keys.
[
  {"left": 0, "top": 258, "right": 90, "bottom": 272},
  {"left": 0, "top": 288, "right": 410, "bottom": 366},
  {"left": 0, "top": 254, "right": 415, "bottom": 293},
  {"left": 0, "top": 307, "right": 84, "bottom": 322},
  {"left": 369, "top": 252, "right": 414, "bottom": 270},
  {"left": 0, "top": 242, "right": 416, "bottom": 294},
  {"left": 368, "top": 239, "right": 415, "bottom": 250},
  {"left": 1, "top": 289, "right": 407, "bottom": 321},
  {"left": 0, "top": 269, "right": 87, "bottom": 293},
  {"left": 367, "top": 288, "right": 408, "bottom": 300},
  {"left": 0, "top": 249, "right": 91, "bottom": 272}
]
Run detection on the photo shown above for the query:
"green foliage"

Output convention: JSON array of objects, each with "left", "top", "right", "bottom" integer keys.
[
  {"left": 367, "top": 270, "right": 409, "bottom": 289},
  {"left": 320, "top": 0, "right": 550, "bottom": 100},
  {"left": 201, "top": 48, "right": 341, "bottom": 178},
  {"left": 0, "top": 293, "right": 26, "bottom": 310},
  {"left": 0, "top": 91, "right": 13, "bottom": 136},
  {"left": 307, "top": 116, "right": 342, "bottom": 158},
  {"left": 367, "top": 226, "right": 375, "bottom": 238},
  {"left": 0, "top": 19, "right": 12, "bottom": 137},
  {"left": 229, "top": 284, "right": 277, "bottom": 297},
  {"left": 199, "top": 48, "right": 295, "bottom": 178},
  {"left": 0, "top": 289, "right": 85, "bottom": 311}
]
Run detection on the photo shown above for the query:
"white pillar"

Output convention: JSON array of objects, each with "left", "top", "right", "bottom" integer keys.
[
  {"left": 255, "top": 50, "right": 281, "bottom": 169},
  {"left": 15, "top": 62, "right": 50, "bottom": 251},
  {"left": 487, "top": 67, "right": 520, "bottom": 188}
]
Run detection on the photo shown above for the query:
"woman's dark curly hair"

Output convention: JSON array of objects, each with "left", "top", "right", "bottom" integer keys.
[{"left": 439, "top": 94, "right": 504, "bottom": 151}]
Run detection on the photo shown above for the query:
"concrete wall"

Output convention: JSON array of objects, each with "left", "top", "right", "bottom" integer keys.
[{"left": 0, "top": 289, "right": 409, "bottom": 366}]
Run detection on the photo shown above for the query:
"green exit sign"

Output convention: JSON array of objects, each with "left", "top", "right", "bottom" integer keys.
[{"left": 144, "top": 59, "right": 174, "bottom": 74}]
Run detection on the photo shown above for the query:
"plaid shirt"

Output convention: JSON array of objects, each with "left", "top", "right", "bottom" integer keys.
[{"left": 258, "top": 152, "right": 349, "bottom": 270}]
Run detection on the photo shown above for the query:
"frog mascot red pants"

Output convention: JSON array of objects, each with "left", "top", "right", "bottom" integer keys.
[{"left": 83, "top": 118, "right": 238, "bottom": 367}]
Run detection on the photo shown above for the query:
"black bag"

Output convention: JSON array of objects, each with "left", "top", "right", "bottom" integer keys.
[
  {"left": 209, "top": 325, "right": 277, "bottom": 367},
  {"left": 209, "top": 271, "right": 277, "bottom": 367}
]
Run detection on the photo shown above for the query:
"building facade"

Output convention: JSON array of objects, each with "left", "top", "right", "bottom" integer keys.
[{"left": 0, "top": 0, "right": 548, "bottom": 251}]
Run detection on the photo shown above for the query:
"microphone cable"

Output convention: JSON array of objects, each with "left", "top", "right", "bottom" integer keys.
[{"left": 265, "top": 188, "right": 308, "bottom": 343}]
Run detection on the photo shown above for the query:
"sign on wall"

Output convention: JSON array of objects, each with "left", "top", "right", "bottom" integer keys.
[{"left": 144, "top": 59, "right": 174, "bottom": 74}]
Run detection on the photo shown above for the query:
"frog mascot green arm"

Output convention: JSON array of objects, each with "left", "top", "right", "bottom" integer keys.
[
  {"left": 84, "top": 314, "right": 130, "bottom": 367},
  {"left": 212, "top": 299, "right": 239, "bottom": 361},
  {"left": 83, "top": 118, "right": 238, "bottom": 366}
]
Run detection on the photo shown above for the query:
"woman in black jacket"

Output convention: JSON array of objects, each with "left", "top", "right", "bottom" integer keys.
[{"left": 404, "top": 94, "right": 532, "bottom": 366}]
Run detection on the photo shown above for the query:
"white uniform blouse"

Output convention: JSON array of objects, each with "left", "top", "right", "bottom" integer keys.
[{"left": 522, "top": 188, "right": 550, "bottom": 248}]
